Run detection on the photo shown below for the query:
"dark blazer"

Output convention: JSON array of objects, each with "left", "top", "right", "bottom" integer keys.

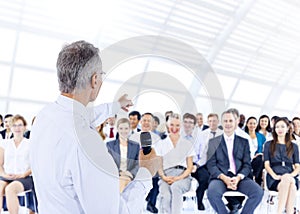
[
  {"left": 0, "top": 129, "right": 13, "bottom": 139},
  {"left": 201, "top": 125, "right": 209, "bottom": 131},
  {"left": 206, "top": 134, "right": 252, "bottom": 180},
  {"left": 106, "top": 139, "right": 140, "bottom": 178}
]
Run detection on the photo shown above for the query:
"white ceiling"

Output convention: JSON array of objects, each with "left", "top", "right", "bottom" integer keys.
[{"left": 1, "top": 0, "right": 300, "bottom": 121}]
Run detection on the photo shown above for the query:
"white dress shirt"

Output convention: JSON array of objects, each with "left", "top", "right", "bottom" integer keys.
[
  {"left": 154, "top": 136, "right": 195, "bottom": 170},
  {"left": 103, "top": 124, "right": 117, "bottom": 143},
  {"left": 30, "top": 95, "right": 152, "bottom": 214},
  {"left": 236, "top": 127, "right": 256, "bottom": 159},
  {"left": 193, "top": 128, "right": 223, "bottom": 166},
  {"left": 1, "top": 138, "right": 30, "bottom": 174}
]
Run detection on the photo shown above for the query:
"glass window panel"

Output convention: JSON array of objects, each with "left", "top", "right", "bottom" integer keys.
[
  {"left": 216, "top": 74, "right": 238, "bottom": 100},
  {"left": 0, "top": 28, "right": 17, "bottom": 62},
  {"left": 104, "top": 57, "right": 149, "bottom": 82},
  {"left": 134, "top": 91, "right": 181, "bottom": 115},
  {"left": 275, "top": 90, "right": 299, "bottom": 110},
  {"left": 270, "top": 109, "right": 291, "bottom": 118},
  {"left": 0, "top": 100, "right": 6, "bottom": 114},
  {"left": 15, "top": 32, "right": 65, "bottom": 69},
  {"left": 227, "top": 102, "right": 261, "bottom": 119},
  {"left": 231, "top": 80, "right": 272, "bottom": 105},
  {"left": 10, "top": 67, "right": 58, "bottom": 102},
  {"left": 195, "top": 96, "right": 213, "bottom": 116},
  {"left": 0, "top": 65, "right": 11, "bottom": 96}
]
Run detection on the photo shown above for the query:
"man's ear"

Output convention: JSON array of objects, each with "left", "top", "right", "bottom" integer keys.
[{"left": 91, "top": 73, "right": 98, "bottom": 89}]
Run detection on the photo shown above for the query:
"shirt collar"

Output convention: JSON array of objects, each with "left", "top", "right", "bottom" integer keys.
[
  {"left": 223, "top": 133, "right": 235, "bottom": 141},
  {"left": 56, "top": 95, "right": 89, "bottom": 123}
]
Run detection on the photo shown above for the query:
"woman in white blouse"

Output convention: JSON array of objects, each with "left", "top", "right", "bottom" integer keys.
[
  {"left": 155, "top": 113, "right": 195, "bottom": 214},
  {"left": 0, "top": 115, "right": 33, "bottom": 214}
]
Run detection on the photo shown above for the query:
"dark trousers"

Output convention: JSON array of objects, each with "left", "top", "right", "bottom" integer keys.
[
  {"left": 207, "top": 178, "right": 263, "bottom": 214},
  {"left": 251, "top": 154, "right": 264, "bottom": 185},
  {"left": 191, "top": 165, "right": 209, "bottom": 209},
  {"left": 147, "top": 177, "right": 159, "bottom": 206}
]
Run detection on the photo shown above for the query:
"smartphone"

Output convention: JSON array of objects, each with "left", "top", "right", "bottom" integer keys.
[{"left": 140, "top": 132, "right": 152, "bottom": 155}]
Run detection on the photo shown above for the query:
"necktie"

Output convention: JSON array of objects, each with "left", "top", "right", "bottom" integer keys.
[
  {"left": 211, "top": 131, "right": 216, "bottom": 138},
  {"left": 227, "top": 138, "right": 236, "bottom": 174},
  {"left": 109, "top": 127, "right": 114, "bottom": 138}
]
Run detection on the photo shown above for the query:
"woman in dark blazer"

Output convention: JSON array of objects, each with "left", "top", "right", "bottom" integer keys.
[
  {"left": 106, "top": 118, "right": 140, "bottom": 192},
  {"left": 264, "top": 117, "right": 300, "bottom": 214},
  {"left": 244, "top": 116, "right": 266, "bottom": 185}
]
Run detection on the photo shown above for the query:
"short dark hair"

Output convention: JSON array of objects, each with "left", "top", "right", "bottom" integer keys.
[
  {"left": 141, "top": 112, "right": 153, "bottom": 118},
  {"left": 4, "top": 114, "right": 13, "bottom": 119},
  {"left": 129, "top": 111, "right": 141, "bottom": 120},
  {"left": 292, "top": 117, "right": 300, "bottom": 122},
  {"left": 153, "top": 116, "right": 160, "bottom": 124},
  {"left": 183, "top": 113, "right": 196, "bottom": 125}
]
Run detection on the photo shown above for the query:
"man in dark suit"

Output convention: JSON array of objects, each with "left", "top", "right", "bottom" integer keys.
[
  {"left": 206, "top": 110, "right": 263, "bottom": 214},
  {"left": 128, "top": 111, "right": 141, "bottom": 134},
  {"left": 0, "top": 114, "right": 13, "bottom": 139},
  {"left": 196, "top": 113, "right": 209, "bottom": 131}
]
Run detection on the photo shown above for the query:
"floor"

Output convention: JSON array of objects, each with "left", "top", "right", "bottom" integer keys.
[{"left": 142, "top": 190, "right": 294, "bottom": 213}]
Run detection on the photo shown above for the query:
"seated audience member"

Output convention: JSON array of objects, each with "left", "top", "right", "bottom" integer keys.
[
  {"left": 0, "top": 114, "right": 4, "bottom": 132},
  {"left": 130, "top": 113, "right": 161, "bottom": 213},
  {"left": 103, "top": 115, "right": 117, "bottom": 142},
  {"left": 152, "top": 116, "right": 160, "bottom": 135},
  {"left": 271, "top": 116, "right": 280, "bottom": 129},
  {"left": 128, "top": 111, "right": 141, "bottom": 134},
  {"left": 238, "top": 114, "right": 246, "bottom": 129},
  {"left": 23, "top": 116, "right": 36, "bottom": 139},
  {"left": 195, "top": 113, "right": 209, "bottom": 131},
  {"left": 192, "top": 113, "right": 223, "bottom": 211},
  {"left": 0, "top": 114, "right": 34, "bottom": 214},
  {"left": 0, "top": 114, "right": 13, "bottom": 139},
  {"left": 244, "top": 116, "right": 266, "bottom": 186},
  {"left": 155, "top": 113, "right": 195, "bottom": 214},
  {"left": 292, "top": 117, "right": 300, "bottom": 141},
  {"left": 256, "top": 115, "right": 273, "bottom": 141},
  {"left": 264, "top": 117, "right": 300, "bottom": 214},
  {"left": 206, "top": 110, "right": 263, "bottom": 214},
  {"left": 106, "top": 118, "right": 140, "bottom": 193}
]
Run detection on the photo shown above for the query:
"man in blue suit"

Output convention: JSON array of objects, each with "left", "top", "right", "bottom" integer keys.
[{"left": 206, "top": 109, "right": 263, "bottom": 214}]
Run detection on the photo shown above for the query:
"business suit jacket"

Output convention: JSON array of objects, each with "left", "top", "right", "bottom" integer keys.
[
  {"left": 106, "top": 138, "right": 140, "bottom": 178},
  {"left": 206, "top": 134, "right": 251, "bottom": 180},
  {"left": 0, "top": 129, "right": 13, "bottom": 139}
]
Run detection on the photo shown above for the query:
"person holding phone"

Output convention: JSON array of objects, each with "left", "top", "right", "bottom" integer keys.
[
  {"left": 154, "top": 113, "right": 195, "bottom": 214},
  {"left": 106, "top": 118, "right": 140, "bottom": 192}
]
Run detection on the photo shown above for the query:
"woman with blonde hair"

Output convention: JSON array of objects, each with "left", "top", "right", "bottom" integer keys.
[
  {"left": 155, "top": 113, "right": 195, "bottom": 214},
  {"left": 0, "top": 114, "right": 34, "bottom": 214}
]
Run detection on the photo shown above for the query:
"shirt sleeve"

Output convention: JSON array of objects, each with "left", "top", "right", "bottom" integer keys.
[{"left": 88, "top": 102, "right": 121, "bottom": 128}]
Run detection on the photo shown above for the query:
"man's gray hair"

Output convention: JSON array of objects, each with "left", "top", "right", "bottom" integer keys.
[
  {"left": 226, "top": 108, "right": 239, "bottom": 119},
  {"left": 221, "top": 108, "right": 239, "bottom": 119},
  {"left": 56, "top": 40, "right": 102, "bottom": 93}
]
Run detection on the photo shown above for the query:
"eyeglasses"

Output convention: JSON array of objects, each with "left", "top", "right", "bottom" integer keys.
[
  {"left": 12, "top": 124, "right": 24, "bottom": 128},
  {"left": 183, "top": 120, "right": 194, "bottom": 124}
]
